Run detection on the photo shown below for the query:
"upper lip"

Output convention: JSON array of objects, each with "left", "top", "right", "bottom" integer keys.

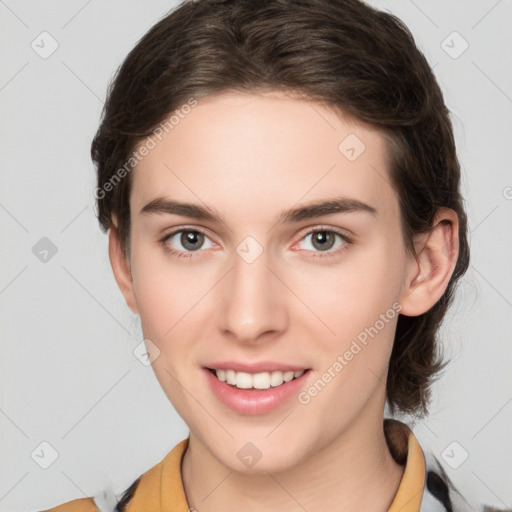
[{"left": 205, "top": 361, "right": 309, "bottom": 374}]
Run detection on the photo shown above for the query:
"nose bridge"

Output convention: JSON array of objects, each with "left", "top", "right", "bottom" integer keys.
[{"left": 218, "top": 239, "right": 287, "bottom": 343}]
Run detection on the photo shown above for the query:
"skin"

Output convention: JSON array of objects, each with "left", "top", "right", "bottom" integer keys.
[{"left": 109, "top": 90, "right": 459, "bottom": 511}]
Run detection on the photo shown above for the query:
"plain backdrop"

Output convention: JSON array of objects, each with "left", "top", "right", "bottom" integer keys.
[{"left": 0, "top": 1, "right": 511, "bottom": 510}]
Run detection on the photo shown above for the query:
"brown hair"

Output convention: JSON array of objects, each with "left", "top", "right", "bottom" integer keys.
[{"left": 91, "top": 0, "right": 469, "bottom": 416}]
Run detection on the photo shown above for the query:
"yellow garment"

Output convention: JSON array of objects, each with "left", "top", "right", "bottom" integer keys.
[
  {"left": 387, "top": 426, "right": 425, "bottom": 512},
  {"left": 43, "top": 421, "right": 425, "bottom": 511}
]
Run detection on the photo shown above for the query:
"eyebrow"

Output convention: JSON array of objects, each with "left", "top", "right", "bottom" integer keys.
[{"left": 139, "top": 196, "right": 377, "bottom": 224}]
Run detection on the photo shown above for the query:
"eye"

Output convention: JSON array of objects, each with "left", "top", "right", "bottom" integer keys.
[
  {"left": 295, "top": 228, "right": 351, "bottom": 257},
  {"left": 159, "top": 226, "right": 351, "bottom": 260},
  {"left": 160, "top": 228, "right": 216, "bottom": 258}
]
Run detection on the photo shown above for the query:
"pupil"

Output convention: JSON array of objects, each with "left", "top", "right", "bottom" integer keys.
[
  {"left": 313, "top": 231, "right": 334, "bottom": 251},
  {"left": 182, "top": 231, "right": 203, "bottom": 251}
]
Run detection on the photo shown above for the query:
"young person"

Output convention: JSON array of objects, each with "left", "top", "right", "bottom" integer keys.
[{"left": 44, "top": 0, "right": 471, "bottom": 510}]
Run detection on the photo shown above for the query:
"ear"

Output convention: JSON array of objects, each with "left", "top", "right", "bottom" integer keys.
[
  {"left": 399, "top": 208, "right": 459, "bottom": 316},
  {"left": 108, "top": 220, "right": 139, "bottom": 314}
]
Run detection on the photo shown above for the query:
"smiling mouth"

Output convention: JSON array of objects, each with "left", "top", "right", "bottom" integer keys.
[{"left": 207, "top": 368, "right": 309, "bottom": 390}]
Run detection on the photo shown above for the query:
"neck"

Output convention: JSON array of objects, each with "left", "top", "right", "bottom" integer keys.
[{"left": 181, "top": 404, "right": 404, "bottom": 511}]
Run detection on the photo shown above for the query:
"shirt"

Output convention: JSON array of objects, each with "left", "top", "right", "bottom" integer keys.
[{"left": 42, "top": 419, "right": 427, "bottom": 512}]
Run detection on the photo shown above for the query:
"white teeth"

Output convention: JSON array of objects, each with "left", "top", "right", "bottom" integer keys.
[
  {"left": 235, "top": 372, "right": 253, "bottom": 389},
  {"left": 283, "top": 371, "right": 295, "bottom": 382},
  {"left": 226, "top": 369, "right": 236, "bottom": 385},
  {"left": 252, "top": 372, "right": 271, "bottom": 390},
  {"left": 213, "top": 368, "right": 306, "bottom": 390},
  {"left": 270, "top": 371, "right": 284, "bottom": 387}
]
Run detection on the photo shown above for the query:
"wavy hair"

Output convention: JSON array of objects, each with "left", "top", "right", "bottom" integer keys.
[{"left": 91, "top": 0, "right": 470, "bottom": 416}]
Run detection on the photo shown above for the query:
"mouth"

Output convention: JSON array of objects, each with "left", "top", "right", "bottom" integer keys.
[
  {"left": 206, "top": 367, "right": 310, "bottom": 391},
  {"left": 203, "top": 364, "right": 312, "bottom": 415}
]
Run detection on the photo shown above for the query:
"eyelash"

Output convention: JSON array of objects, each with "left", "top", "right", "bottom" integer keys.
[{"left": 159, "top": 226, "right": 352, "bottom": 260}]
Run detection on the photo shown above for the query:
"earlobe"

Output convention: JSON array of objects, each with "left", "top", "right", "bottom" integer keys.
[
  {"left": 108, "top": 224, "right": 139, "bottom": 315},
  {"left": 399, "top": 208, "right": 459, "bottom": 317}
]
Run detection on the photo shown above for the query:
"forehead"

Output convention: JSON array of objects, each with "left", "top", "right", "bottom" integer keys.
[{"left": 130, "top": 91, "right": 398, "bottom": 224}]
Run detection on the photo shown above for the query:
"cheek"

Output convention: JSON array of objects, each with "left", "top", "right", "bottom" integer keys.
[
  {"left": 129, "top": 242, "right": 201, "bottom": 339},
  {"left": 290, "top": 232, "right": 406, "bottom": 408},
  {"left": 296, "top": 264, "right": 402, "bottom": 425},
  {"left": 296, "top": 237, "right": 405, "bottom": 340}
]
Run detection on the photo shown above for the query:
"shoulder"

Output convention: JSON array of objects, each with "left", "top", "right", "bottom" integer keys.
[
  {"left": 39, "top": 438, "right": 187, "bottom": 512},
  {"left": 41, "top": 497, "right": 99, "bottom": 512},
  {"left": 40, "top": 476, "right": 142, "bottom": 512}
]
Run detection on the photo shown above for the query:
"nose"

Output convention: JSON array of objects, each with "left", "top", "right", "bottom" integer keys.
[{"left": 217, "top": 246, "right": 288, "bottom": 345}]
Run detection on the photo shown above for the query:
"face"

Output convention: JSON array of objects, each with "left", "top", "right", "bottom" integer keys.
[{"left": 116, "top": 91, "right": 417, "bottom": 473}]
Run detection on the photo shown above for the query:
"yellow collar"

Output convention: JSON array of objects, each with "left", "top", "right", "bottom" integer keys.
[
  {"left": 44, "top": 420, "right": 426, "bottom": 511},
  {"left": 386, "top": 420, "right": 426, "bottom": 511},
  {"left": 129, "top": 419, "right": 426, "bottom": 511}
]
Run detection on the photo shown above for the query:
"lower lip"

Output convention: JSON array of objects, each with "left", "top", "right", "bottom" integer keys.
[{"left": 204, "top": 368, "right": 310, "bottom": 415}]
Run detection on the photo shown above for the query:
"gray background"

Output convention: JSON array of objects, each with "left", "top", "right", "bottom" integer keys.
[{"left": 0, "top": 1, "right": 511, "bottom": 510}]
